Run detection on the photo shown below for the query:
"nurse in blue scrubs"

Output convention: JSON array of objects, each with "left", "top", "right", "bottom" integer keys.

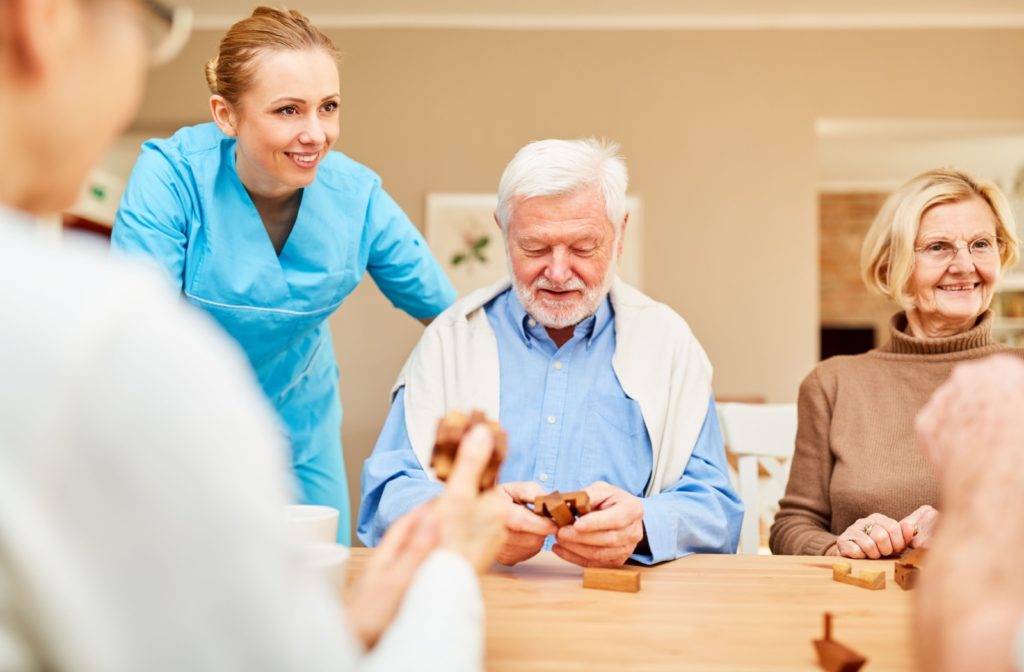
[{"left": 112, "top": 7, "right": 455, "bottom": 544}]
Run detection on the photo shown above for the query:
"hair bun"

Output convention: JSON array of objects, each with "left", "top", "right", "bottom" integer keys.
[{"left": 204, "top": 56, "right": 219, "bottom": 94}]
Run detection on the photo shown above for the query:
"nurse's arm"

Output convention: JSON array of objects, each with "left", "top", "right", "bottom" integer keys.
[
  {"left": 110, "top": 143, "right": 190, "bottom": 289},
  {"left": 357, "top": 386, "right": 443, "bottom": 546},
  {"left": 364, "top": 184, "right": 456, "bottom": 320}
]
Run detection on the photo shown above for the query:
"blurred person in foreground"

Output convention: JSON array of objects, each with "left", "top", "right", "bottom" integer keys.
[
  {"left": 770, "top": 168, "right": 1021, "bottom": 558},
  {"left": 915, "top": 355, "right": 1024, "bottom": 672},
  {"left": 0, "top": 0, "right": 503, "bottom": 670}
]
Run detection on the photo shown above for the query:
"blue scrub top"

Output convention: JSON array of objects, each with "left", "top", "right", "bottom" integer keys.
[{"left": 112, "top": 123, "right": 456, "bottom": 544}]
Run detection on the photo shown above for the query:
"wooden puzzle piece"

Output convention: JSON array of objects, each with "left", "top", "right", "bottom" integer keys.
[
  {"left": 582, "top": 567, "right": 641, "bottom": 593},
  {"left": 894, "top": 561, "right": 920, "bottom": 590},
  {"left": 832, "top": 563, "right": 885, "bottom": 590},
  {"left": 431, "top": 410, "right": 507, "bottom": 490},
  {"left": 546, "top": 500, "right": 575, "bottom": 527},
  {"left": 813, "top": 612, "right": 867, "bottom": 672},
  {"left": 534, "top": 490, "right": 592, "bottom": 526}
]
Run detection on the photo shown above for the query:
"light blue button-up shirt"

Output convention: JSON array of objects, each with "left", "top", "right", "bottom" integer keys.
[{"left": 358, "top": 288, "right": 742, "bottom": 563}]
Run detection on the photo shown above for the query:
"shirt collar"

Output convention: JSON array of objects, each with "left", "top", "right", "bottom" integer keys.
[{"left": 504, "top": 287, "right": 613, "bottom": 349}]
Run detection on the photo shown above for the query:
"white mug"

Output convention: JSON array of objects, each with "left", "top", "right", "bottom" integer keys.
[{"left": 284, "top": 504, "right": 339, "bottom": 544}]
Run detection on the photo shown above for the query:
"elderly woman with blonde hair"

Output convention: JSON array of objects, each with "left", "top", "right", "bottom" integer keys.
[{"left": 770, "top": 167, "right": 1021, "bottom": 558}]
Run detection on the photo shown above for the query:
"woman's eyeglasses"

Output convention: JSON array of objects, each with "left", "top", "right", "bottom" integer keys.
[{"left": 913, "top": 235, "right": 1006, "bottom": 266}]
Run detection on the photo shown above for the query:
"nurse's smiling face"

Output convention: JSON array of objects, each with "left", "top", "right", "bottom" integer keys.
[{"left": 213, "top": 48, "right": 340, "bottom": 199}]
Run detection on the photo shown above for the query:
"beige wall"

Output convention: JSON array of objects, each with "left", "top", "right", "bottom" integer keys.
[{"left": 134, "top": 28, "right": 1024, "bottom": 536}]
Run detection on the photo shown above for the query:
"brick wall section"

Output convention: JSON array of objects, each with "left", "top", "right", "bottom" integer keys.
[{"left": 820, "top": 192, "right": 897, "bottom": 344}]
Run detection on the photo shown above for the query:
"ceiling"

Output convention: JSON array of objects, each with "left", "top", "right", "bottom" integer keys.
[{"left": 187, "top": 0, "right": 1024, "bottom": 30}]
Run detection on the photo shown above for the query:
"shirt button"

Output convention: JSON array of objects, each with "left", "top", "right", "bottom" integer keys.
[
  {"left": 547, "top": 415, "right": 556, "bottom": 424},
  {"left": 539, "top": 473, "right": 549, "bottom": 482},
  {"left": 553, "top": 361, "right": 563, "bottom": 370},
  {"left": 528, "top": 318, "right": 537, "bottom": 327}
]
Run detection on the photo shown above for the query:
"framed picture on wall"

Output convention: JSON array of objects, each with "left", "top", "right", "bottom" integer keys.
[{"left": 425, "top": 192, "right": 644, "bottom": 297}]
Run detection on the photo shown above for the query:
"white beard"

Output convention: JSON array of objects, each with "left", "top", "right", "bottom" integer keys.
[{"left": 511, "top": 255, "right": 618, "bottom": 330}]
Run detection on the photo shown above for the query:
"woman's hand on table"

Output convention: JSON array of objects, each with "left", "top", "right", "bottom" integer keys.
[
  {"left": 899, "top": 504, "right": 938, "bottom": 549},
  {"left": 832, "top": 513, "right": 913, "bottom": 559}
]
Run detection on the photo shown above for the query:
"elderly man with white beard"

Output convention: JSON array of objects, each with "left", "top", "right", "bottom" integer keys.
[{"left": 358, "top": 139, "right": 742, "bottom": 567}]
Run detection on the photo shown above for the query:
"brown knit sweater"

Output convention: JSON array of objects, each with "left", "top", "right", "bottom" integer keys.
[{"left": 769, "top": 311, "right": 1020, "bottom": 556}]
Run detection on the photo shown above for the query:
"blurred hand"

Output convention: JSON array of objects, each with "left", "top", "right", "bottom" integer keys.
[
  {"left": 345, "top": 506, "right": 438, "bottom": 649},
  {"left": 495, "top": 481, "right": 557, "bottom": 566},
  {"left": 429, "top": 424, "right": 508, "bottom": 573},
  {"left": 830, "top": 513, "right": 912, "bottom": 559},
  {"left": 900, "top": 504, "right": 939, "bottom": 550},
  {"left": 553, "top": 481, "right": 644, "bottom": 568},
  {"left": 917, "top": 355, "right": 1024, "bottom": 493},
  {"left": 914, "top": 356, "right": 1024, "bottom": 671},
  {"left": 345, "top": 424, "right": 506, "bottom": 648}
]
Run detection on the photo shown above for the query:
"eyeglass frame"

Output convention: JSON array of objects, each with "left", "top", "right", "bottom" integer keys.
[{"left": 912, "top": 234, "right": 1008, "bottom": 267}]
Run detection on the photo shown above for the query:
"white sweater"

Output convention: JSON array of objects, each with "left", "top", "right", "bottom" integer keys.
[{"left": 0, "top": 210, "right": 482, "bottom": 672}]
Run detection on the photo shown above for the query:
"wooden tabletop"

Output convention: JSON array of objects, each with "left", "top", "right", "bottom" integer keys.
[{"left": 347, "top": 549, "right": 916, "bottom": 671}]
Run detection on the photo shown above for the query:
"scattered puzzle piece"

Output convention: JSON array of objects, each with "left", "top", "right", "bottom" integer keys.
[
  {"left": 893, "top": 547, "right": 925, "bottom": 590},
  {"left": 582, "top": 567, "right": 641, "bottom": 593},
  {"left": 894, "top": 561, "right": 920, "bottom": 590},
  {"left": 431, "top": 410, "right": 507, "bottom": 490},
  {"left": 813, "top": 612, "right": 867, "bottom": 672},
  {"left": 534, "top": 490, "right": 592, "bottom": 526},
  {"left": 832, "top": 562, "right": 885, "bottom": 590}
]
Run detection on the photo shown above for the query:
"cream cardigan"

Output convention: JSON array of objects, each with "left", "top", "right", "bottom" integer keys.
[{"left": 393, "top": 277, "right": 713, "bottom": 496}]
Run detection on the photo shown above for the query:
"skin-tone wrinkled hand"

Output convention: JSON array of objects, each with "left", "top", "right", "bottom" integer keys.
[
  {"left": 345, "top": 424, "right": 506, "bottom": 649},
  {"left": 495, "top": 481, "right": 557, "bottom": 566},
  {"left": 827, "top": 504, "right": 939, "bottom": 559},
  {"left": 553, "top": 481, "right": 644, "bottom": 568},
  {"left": 913, "top": 355, "right": 1024, "bottom": 672},
  {"left": 900, "top": 504, "right": 939, "bottom": 549}
]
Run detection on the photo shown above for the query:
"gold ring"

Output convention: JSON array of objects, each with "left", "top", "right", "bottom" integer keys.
[{"left": 863, "top": 523, "right": 875, "bottom": 535}]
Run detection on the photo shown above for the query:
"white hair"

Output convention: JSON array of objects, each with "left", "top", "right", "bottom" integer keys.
[{"left": 495, "top": 138, "right": 629, "bottom": 234}]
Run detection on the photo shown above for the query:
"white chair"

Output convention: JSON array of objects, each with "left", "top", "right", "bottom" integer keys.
[{"left": 717, "top": 402, "right": 797, "bottom": 555}]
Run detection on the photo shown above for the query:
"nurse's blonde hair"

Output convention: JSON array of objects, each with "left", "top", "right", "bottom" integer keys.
[
  {"left": 861, "top": 167, "right": 1020, "bottom": 309},
  {"left": 204, "top": 6, "right": 340, "bottom": 107}
]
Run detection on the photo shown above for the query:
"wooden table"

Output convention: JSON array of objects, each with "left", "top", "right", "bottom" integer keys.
[{"left": 347, "top": 549, "right": 915, "bottom": 671}]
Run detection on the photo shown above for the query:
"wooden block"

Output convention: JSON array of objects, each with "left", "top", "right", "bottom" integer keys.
[
  {"left": 547, "top": 501, "right": 575, "bottom": 527},
  {"left": 431, "top": 410, "right": 507, "bottom": 490},
  {"left": 582, "top": 567, "right": 641, "bottom": 593},
  {"left": 813, "top": 613, "right": 867, "bottom": 672},
  {"left": 832, "top": 563, "right": 885, "bottom": 590},
  {"left": 564, "top": 490, "right": 591, "bottom": 516},
  {"left": 533, "top": 490, "right": 591, "bottom": 526},
  {"left": 894, "top": 562, "right": 920, "bottom": 590}
]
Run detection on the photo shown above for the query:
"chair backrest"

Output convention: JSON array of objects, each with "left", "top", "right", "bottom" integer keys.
[{"left": 717, "top": 402, "right": 797, "bottom": 555}]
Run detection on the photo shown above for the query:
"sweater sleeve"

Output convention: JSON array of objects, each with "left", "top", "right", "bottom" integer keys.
[{"left": 769, "top": 367, "right": 838, "bottom": 555}]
